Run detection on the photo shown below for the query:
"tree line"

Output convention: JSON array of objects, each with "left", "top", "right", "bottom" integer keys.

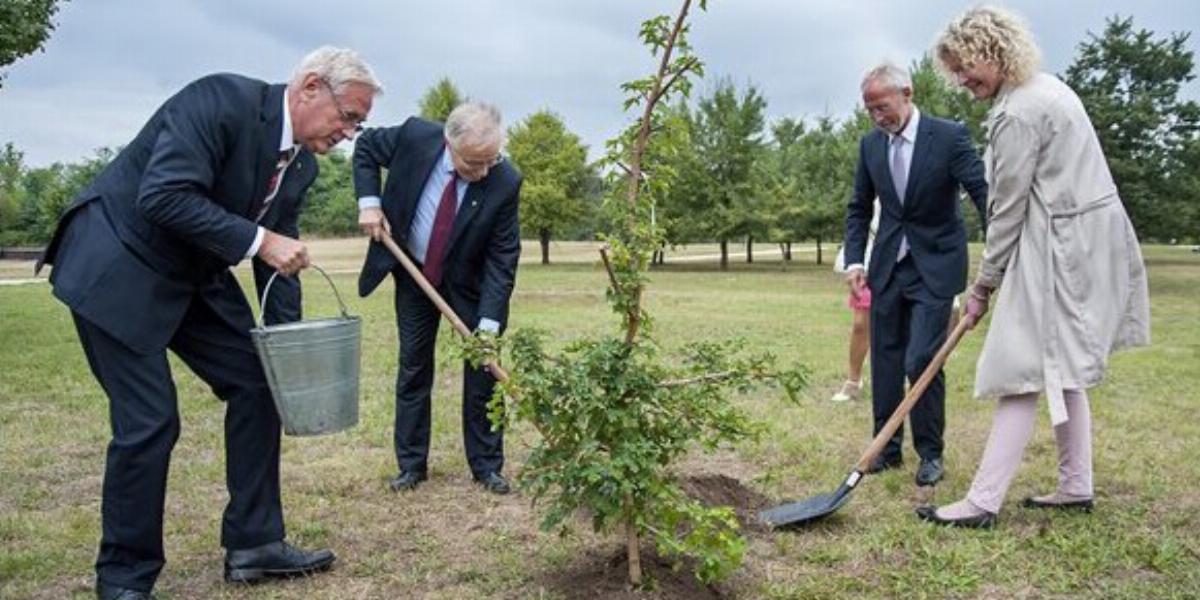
[{"left": 1, "top": 16, "right": 1197, "bottom": 257}]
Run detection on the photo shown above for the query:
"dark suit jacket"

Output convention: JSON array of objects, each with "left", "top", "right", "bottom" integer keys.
[
  {"left": 845, "top": 114, "right": 987, "bottom": 299},
  {"left": 39, "top": 74, "right": 317, "bottom": 353},
  {"left": 353, "top": 117, "right": 521, "bottom": 326}
]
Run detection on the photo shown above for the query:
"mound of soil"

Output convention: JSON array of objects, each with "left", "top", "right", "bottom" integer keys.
[{"left": 679, "top": 473, "right": 772, "bottom": 533}]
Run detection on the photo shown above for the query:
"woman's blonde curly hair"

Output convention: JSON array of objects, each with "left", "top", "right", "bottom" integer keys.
[{"left": 934, "top": 5, "right": 1041, "bottom": 87}]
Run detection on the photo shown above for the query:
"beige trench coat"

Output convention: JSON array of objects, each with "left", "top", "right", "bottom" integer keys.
[{"left": 974, "top": 73, "right": 1151, "bottom": 424}]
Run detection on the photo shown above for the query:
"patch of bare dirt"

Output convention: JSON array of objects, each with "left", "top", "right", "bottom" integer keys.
[{"left": 535, "top": 545, "right": 730, "bottom": 600}]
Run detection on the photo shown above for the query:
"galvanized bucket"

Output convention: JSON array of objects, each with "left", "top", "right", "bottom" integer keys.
[{"left": 251, "top": 265, "right": 360, "bottom": 436}]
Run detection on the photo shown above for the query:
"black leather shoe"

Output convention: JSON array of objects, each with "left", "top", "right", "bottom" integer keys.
[
  {"left": 915, "top": 505, "right": 996, "bottom": 529},
  {"left": 865, "top": 454, "right": 903, "bottom": 474},
  {"left": 388, "top": 470, "right": 428, "bottom": 492},
  {"left": 1020, "top": 496, "right": 1094, "bottom": 512},
  {"left": 224, "top": 540, "right": 335, "bottom": 584},
  {"left": 96, "top": 582, "right": 155, "bottom": 600},
  {"left": 474, "top": 471, "right": 511, "bottom": 495},
  {"left": 915, "top": 458, "right": 945, "bottom": 487}
]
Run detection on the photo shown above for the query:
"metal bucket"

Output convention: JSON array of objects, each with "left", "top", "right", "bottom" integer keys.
[{"left": 251, "top": 265, "right": 360, "bottom": 436}]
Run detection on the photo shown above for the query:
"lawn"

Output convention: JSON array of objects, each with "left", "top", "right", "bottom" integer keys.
[{"left": 1, "top": 240, "right": 1197, "bottom": 599}]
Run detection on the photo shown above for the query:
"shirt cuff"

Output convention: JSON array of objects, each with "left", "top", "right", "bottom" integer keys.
[
  {"left": 845, "top": 263, "right": 865, "bottom": 272},
  {"left": 358, "top": 196, "right": 382, "bottom": 210},
  {"left": 477, "top": 318, "right": 501, "bottom": 334},
  {"left": 244, "top": 226, "right": 265, "bottom": 259}
]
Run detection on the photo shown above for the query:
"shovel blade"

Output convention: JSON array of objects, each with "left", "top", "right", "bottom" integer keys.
[{"left": 758, "top": 482, "right": 853, "bottom": 529}]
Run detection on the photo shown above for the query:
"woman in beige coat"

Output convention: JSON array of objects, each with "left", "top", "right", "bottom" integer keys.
[{"left": 918, "top": 5, "right": 1151, "bottom": 528}]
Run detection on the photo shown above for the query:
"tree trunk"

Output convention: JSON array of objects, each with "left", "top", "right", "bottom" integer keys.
[
  {"left": 746, "top": 235, "right": 754, "bottom": 263},
  {"left": 719, "top": 239, "right": 728, "bottom": 270},
  {"left": 815, "top": 236, "right": 823, "bottom": 265},
  {"left": 785, "top": 241, "right": 793, "bottom": 261},
  {"left": 625, "top": 509, "right": 642, "bottom": 586},
  {"left": 540, "top": 228, "right": 551, "bottom": 265}
]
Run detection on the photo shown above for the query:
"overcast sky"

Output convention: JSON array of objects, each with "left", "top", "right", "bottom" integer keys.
[{"left": 1, "top": 0, "right": 1196, "bottom": 167}]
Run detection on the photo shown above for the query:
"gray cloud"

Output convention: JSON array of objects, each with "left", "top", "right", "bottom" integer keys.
[{"left": 1, "top": 0, "right": 1195, "bottom": 166}]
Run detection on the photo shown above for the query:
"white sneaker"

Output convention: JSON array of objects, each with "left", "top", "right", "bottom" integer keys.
[{"left": 830, "top": 380, "right": 863, "bottom": 402}]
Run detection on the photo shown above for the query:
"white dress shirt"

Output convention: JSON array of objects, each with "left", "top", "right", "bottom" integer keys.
[{"left": 244, "top": 92, "right": 300, "bottom": 258}]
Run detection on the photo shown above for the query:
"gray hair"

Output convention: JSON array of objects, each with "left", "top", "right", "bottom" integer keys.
[
  {"left": 291, "top": 46, "right": 384, "bottom": 96},
  {"left": 445, "top": 101, "right": 504, "bottom": 148},
  {"left": 861, "top": 62, "right": 912, "bottom": 92}
]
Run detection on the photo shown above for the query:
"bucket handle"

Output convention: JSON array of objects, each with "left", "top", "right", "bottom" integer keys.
[{"left": 257, "top": 264, "right": 350, "bottom": 328}]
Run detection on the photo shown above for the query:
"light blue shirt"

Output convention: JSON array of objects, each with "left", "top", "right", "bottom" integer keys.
[
  {"left": 407, "top": 148, "right": 468, "bottom": 264},
  {"left": 358, "top": 148, "right": 500, "bottom": 333}
]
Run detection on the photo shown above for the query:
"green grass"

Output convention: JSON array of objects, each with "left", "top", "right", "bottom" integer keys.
[{"left": 1, "top": 242, "right": 1197, "bottom": 598}]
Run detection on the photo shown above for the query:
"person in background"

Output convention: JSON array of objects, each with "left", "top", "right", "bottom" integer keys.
[
  {"left": 844, "top": 62, "right": 989, "bottom": 487},
  {"left": 831, "top": 198, "right": 880, "bottom": 402},
  {"left": 918, "top": 5, "right": 1150, "bottom": 529}
]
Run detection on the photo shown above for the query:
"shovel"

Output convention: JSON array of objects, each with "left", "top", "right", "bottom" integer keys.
[
  {"left": 759, "top": 316, "right": 971, "bottom": 529},
  {"left": 377, "top": 235, "right": 510, "bottom": 383}
]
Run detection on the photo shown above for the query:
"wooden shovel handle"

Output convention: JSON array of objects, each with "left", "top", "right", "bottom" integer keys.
[
  {"left": 378, "top": 235, "right": 510, "bottom": 383},
  {"left": 854, "top": 315, "right": 971, "bottom": 472}
]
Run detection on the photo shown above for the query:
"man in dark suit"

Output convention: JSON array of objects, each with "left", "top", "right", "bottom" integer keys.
[
  {"left": 36, "top": 47, "right": 382, "bottom": 599},
  {"left": 844, "top": 62, "right": 988, "bottom": 487},
  {"left": 355, "top": 101, "right": 521, "bottom": 496}
]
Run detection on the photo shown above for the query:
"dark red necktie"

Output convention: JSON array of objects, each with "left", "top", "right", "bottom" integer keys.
[
  {"left": 258, "top": 148, "right": 295, "bottom": 221},
  {"left": 422, "top": 173, "right": 458, "bottom": 286}
]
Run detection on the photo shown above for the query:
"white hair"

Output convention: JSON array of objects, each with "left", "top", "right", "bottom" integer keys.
[
  {"left": 445, "top": 101, "right": 504, "bottom": 148},
  {"left": 861, "top": 62, "right": 912, "bottom": 92},
  {"left": 291, "top": 46, "right": 383, "bottom": 96}
]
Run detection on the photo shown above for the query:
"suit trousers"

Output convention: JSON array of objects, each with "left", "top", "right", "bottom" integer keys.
[
  {"left": 72, "top": 274, "right": 284, "bottom": 591},
  {"left": 869, "top": 256, "right": 953, "bottom": 462},
  {"left": 392, "top": 270, "right": 503, "bottom": 477},
  {"left": 966, "top": 389, "right": 1093, "bottom": 513}
]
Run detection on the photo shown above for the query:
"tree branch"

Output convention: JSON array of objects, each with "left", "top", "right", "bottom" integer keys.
[{"left": 657, "top": 370, "right": 739, "bottom": 388}]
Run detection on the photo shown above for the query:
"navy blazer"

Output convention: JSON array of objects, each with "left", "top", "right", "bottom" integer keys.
[
  {"left": 844, "top": 114, "right": 987, "bottom": 299},
  {"left": 353, "top": 117, "right": 521, "bottom": 325},
  {"left": 39, "top": 74, "right": 317, "bottom": 353}
]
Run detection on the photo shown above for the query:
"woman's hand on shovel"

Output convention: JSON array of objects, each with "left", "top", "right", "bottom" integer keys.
[{"left": 962, "top": 282, "right": 993, "bottom": 330}]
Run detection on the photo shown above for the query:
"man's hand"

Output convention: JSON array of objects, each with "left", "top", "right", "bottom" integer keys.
[
  {"left": 962, "top": 281, "right": 993, "bottom": 330},
  {"left": 257, "top": 230, "right": 310, "bottom": 276},
  {"left": 846, "top": 267, "right": 867, "bottom": 300},
  {"left": 359, "top": 207, "right": 390, "bottom": 241}
]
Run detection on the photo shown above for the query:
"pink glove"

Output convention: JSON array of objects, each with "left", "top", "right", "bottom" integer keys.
[{"left": 962, "top": 282, "right": 993, "bottom": 330}]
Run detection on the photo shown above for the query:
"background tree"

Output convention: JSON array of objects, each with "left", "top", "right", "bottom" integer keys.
[
  {"left": 298, "top": 149, "right": 357, "bottom": 237},
  {"left": 792, "top": 115, "right": 866, "bottom": 264},
  {"left": 760, "top": 117, "right": 812, "bottom": 261},
  {"left": 0, "top": 146, "right": 111, "bottom": 245},
  {"left": 0, "top": 0, "right": 67, "bottom": 88},
  {"left": 417, "top": 77, "right": 464, "bottom": 122},
  {"left": 690, "top": 79, "right": 767, "bottom": 268},
  {"left": 0, "top": 144, "right": 26, "bottom": 242},
  {"left": 1064, "top": 16, "right": 1200, "bottom": 241},
  {"left": 506, "top": 110, "right": 592, "bottom": 263}
]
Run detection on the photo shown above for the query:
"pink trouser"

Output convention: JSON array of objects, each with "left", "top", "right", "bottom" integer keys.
[{"left": 966, "top": 389, "right": 1093, "bottom": 514}]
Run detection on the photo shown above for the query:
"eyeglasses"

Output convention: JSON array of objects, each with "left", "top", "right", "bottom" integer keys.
[
  {"left": 320, "top": 79, "right": 366, "bottom": 134},
  {"left": 449, "top": 144, "right": 504, "bottom": 170}
]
